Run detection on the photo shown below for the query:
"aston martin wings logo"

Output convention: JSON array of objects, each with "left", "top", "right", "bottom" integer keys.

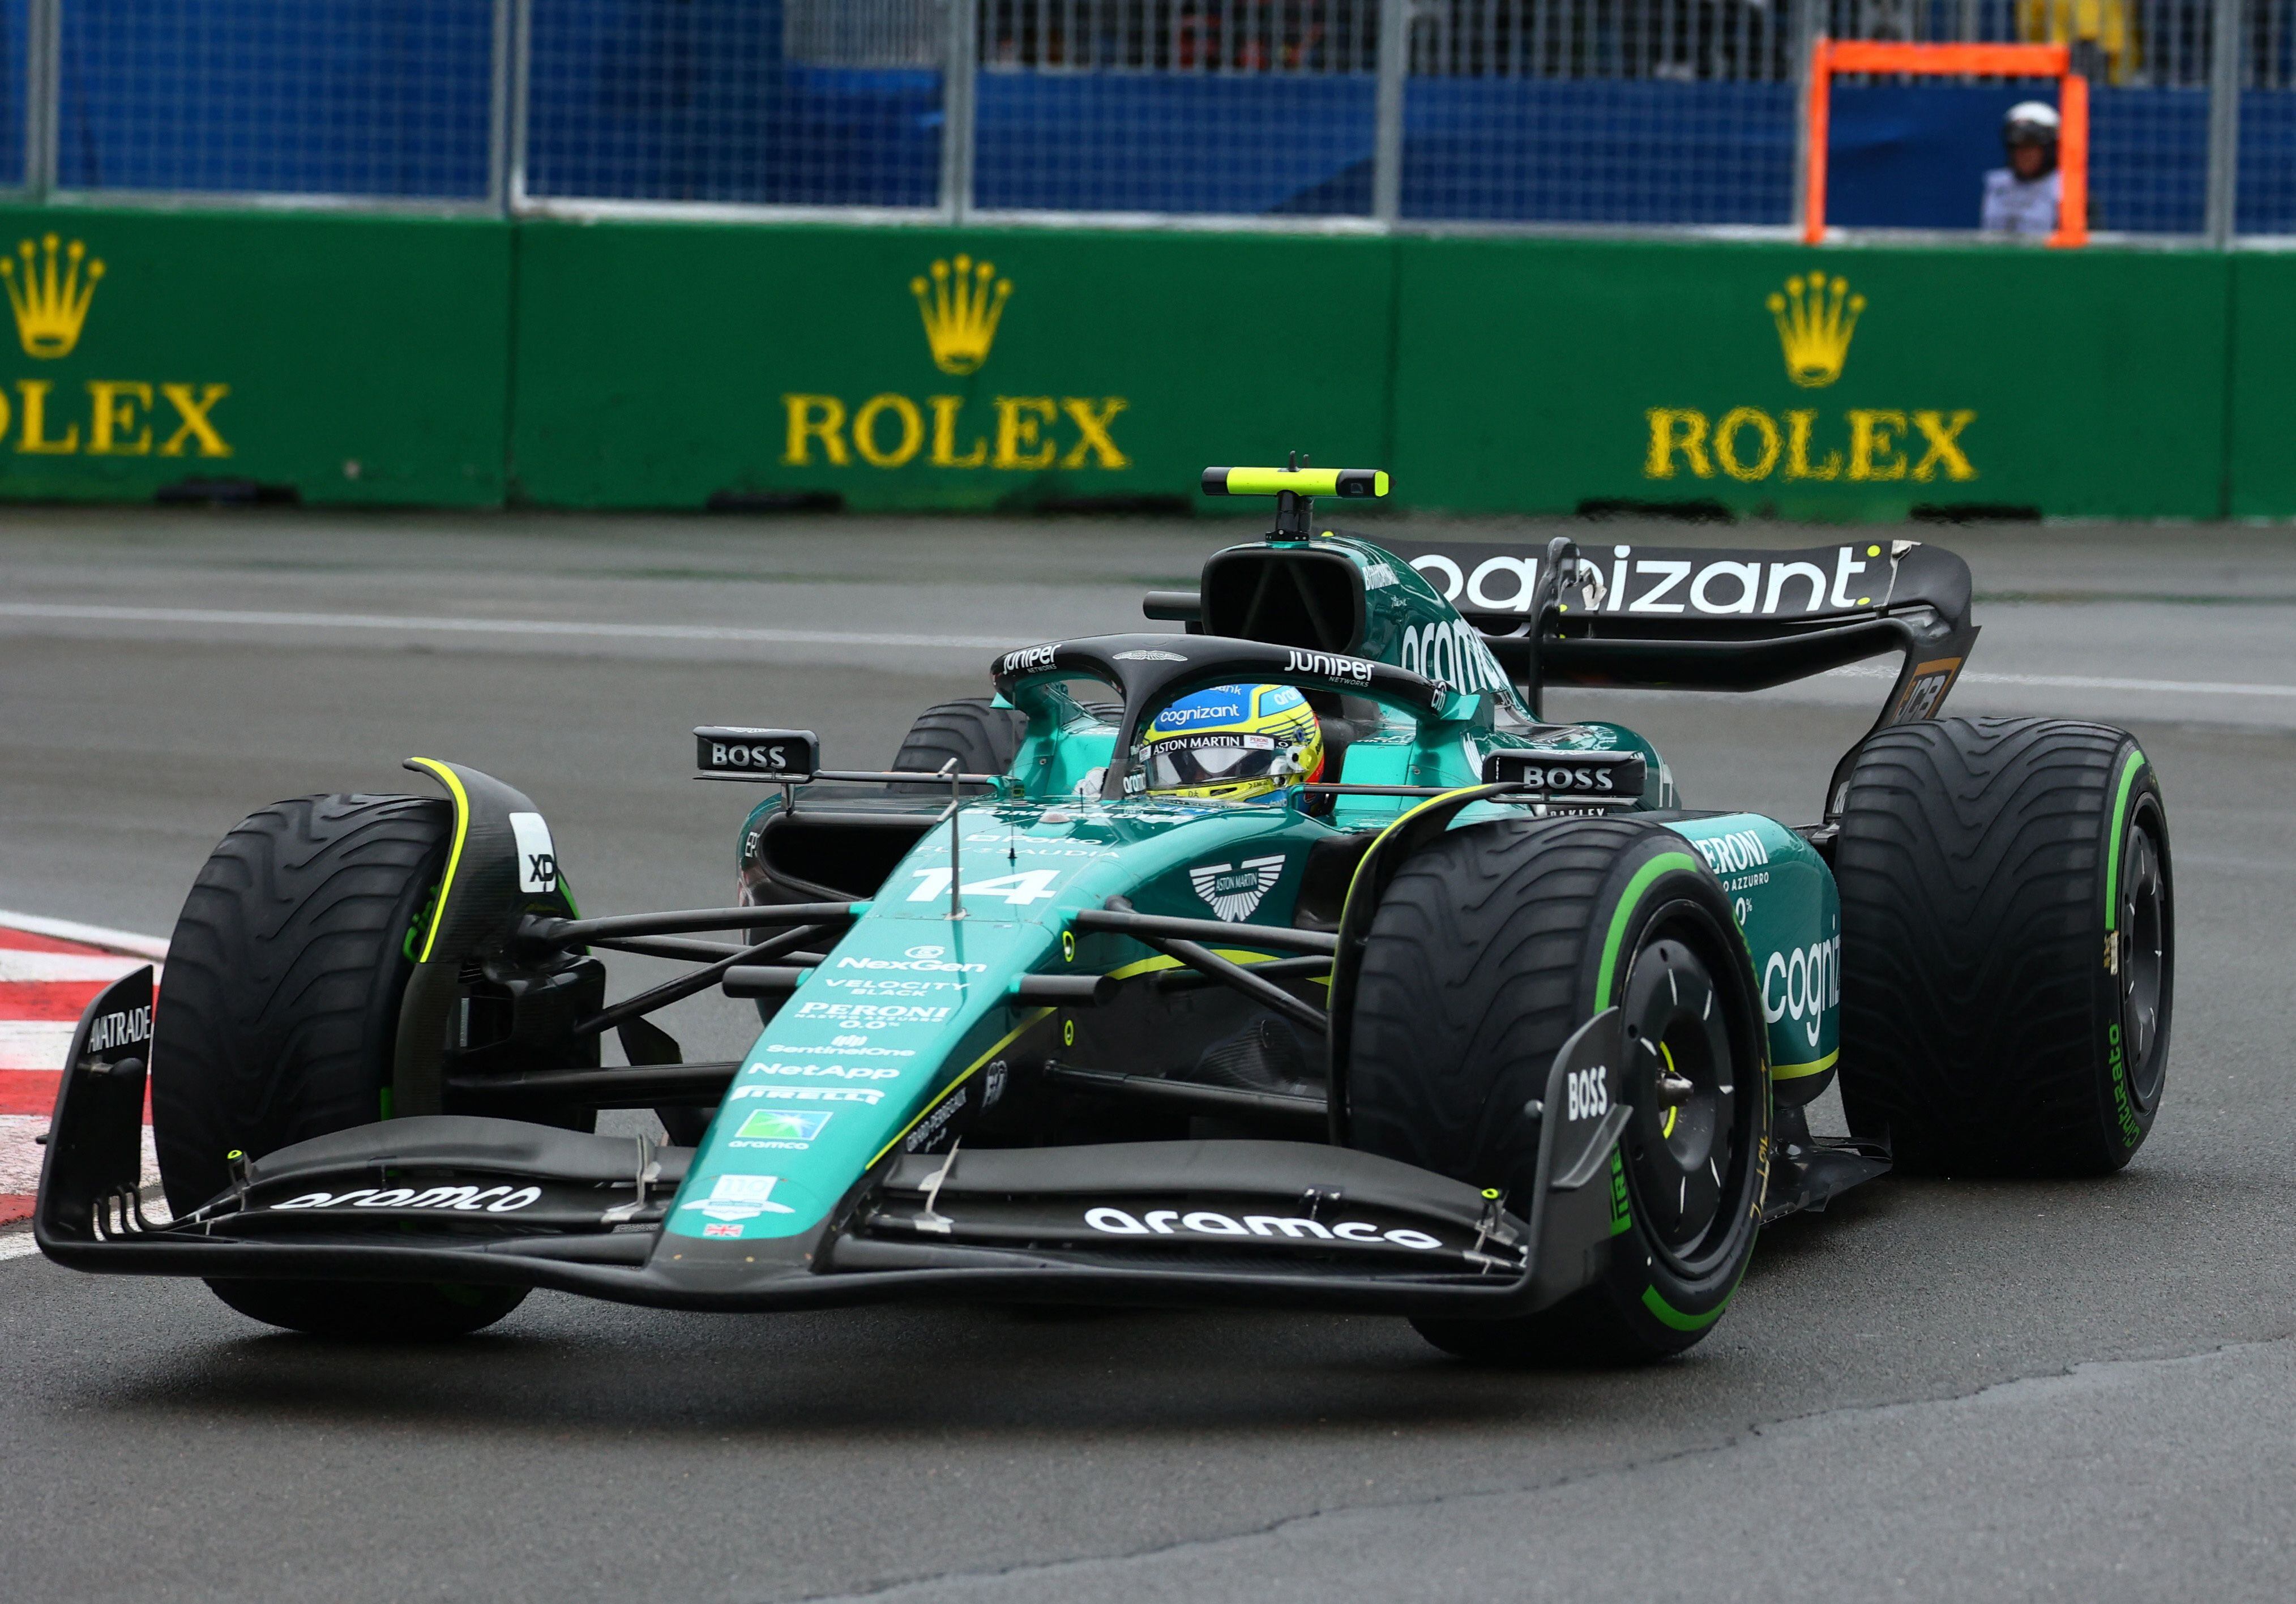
[{"left": 1188, "top": 855, "right": 1286, "bottom": 922}]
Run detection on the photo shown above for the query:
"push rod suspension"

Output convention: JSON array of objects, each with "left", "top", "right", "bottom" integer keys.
[
  {"left": 1149, "top": 935, "right": 1328, "bottom": 1035},
  {"left": 587, "top": 935, "right": 830, "bottom": 968},
  {"left": 571, "top": 923, "right": 831, "bottom": 1038},
  {"left": 586, "top": 934, "right": 749, "bottom": 962},
  {"left": 446, "top": 1061, "right": 741, "bottom": 1109},
  {"left": 525, "top": 902, "right": 861, "bottom": 949},
  {"left": 1153, "top": 953, "right": 1331, "bottom": 993},
  {"left": 1070, "top": 906, "right": 1337, "bottom": 955}
]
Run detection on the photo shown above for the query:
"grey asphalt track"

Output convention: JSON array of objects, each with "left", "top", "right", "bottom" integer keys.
[{"left": 2, "top": 508, "right": 2293, "bottom": 1603}]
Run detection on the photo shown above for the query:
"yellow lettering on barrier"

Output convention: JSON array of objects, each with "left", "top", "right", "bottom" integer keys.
[
  {"left": 993, "top": 396, "right": 1056, "bottom": 469},
  {"left": 1713, "top": 407, "right": 1781, "bottom": 482},
  {"left": 780, "top": 392, "right": 1132, "bottom": 474},
  {"left": 1644, "top": 408, "right": 1713, "bottom": 479},
  {"left": 158, "top": 383, "right": 230, "bottom": 456},
  {"left": 1911, "top": 409, "right": 1977, "bottom": 481},
  {"left": 1059, "top": 397, "right": 1130, "bottom": 469},
  {"left": 15, "top": 379, "right": 76, "bottom": 453},
  {"left": 928, "top": 395, "right": 987, "bottom": 468},
  {"left": 87, "top": 379, "right": 152, "bottom": 455},
  {"left": 1784, "top": 409, "right": 1842, "bottom": 480},
  {"left": 1640, "top": 405, "right": 1972, "bottom": 487},
  {"left": 852, "top": 393, "right": 924, "bottom": 468},
  {"left": 782, "top": 393, "right": 849, "bottom": 467},
  {"left": 1847, "top": 409, "right": 1908, "bottom": 481}
]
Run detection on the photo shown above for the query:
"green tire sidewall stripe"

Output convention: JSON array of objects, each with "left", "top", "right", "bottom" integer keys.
[
  {"left": 1641, "top": 1271, "right": 1743, "bottom": 1333},
  {"left": 1596, "top": 850, "right": 1703, "bottom": 1007},
  {"left": 2101, "top": 743, "right": 2156, "bottom": 1150},
  {"left": 2103, "top": 746, "right": 2148, "bottom": 934},
  {"left": 1596, "top": 846, "right": 1755, "bottom": 1333}
]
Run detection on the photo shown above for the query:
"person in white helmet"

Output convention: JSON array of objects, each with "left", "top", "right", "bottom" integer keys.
[{"left": 1981, "top": 101, "right": 2063, "bottom": 236}]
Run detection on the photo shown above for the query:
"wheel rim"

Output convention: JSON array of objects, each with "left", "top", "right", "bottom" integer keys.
[
  {"left": 2119, "top": 804, "right": 2169, "bottom": 1108},
  {"left": 1618, "top": 925, "right": 1744, "bottom": 1277}
]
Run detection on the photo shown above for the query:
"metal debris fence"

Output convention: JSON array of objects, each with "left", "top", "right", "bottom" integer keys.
[{"left": 0, "top": 0, "right": 2287, "bottom": 240}]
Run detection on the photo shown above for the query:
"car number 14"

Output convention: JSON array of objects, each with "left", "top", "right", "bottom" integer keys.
[{"left": 906, "top": 867, "right": 1063, "bottom": 904}]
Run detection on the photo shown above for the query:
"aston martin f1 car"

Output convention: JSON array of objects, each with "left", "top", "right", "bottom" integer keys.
[{"left": 38, "top": 465, "right": 2174, "bottom": 1362}]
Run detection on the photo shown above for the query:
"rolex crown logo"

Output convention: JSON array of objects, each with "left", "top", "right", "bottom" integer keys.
[
  {"left": 1, "top": 234, "right": 104, "bottom": 360},
  {"left": 910, "top": 254, "right": 1011, "bottom": 377},
  {"left": 1767, "top": 272, "right": 1864, "bottom": 390}
]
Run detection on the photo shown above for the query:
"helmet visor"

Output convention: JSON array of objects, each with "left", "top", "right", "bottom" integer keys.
[{"left": 1141, "top": 735, "right": 1285, "bottom": 793}]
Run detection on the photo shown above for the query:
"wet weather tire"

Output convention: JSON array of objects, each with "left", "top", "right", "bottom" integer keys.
[
  {"left": 1345, "top": 817, "right": 1768, "bottom": 1365},
  {"left": 152, "top": 793, "right": 529, "bottom": 1340},
  {"left": 890, "top": 699, "right": 1026, "bottom": 791},
  {"left": 1835, "top": 717, "right": 2172, "bottom": 1177}
]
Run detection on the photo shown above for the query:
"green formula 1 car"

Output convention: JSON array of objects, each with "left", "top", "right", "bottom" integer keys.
[{"left": 37, "top": 466, "right": 2174, "bottom": 1363}]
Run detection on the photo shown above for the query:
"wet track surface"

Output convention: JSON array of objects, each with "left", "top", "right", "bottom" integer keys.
[{"left": 3, "top": 510, "right": 2294, "bottom": 1602}]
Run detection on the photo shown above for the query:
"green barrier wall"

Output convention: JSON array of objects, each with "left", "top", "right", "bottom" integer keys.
[
  {"left": 0, "top": 206, "right": 510, "bottom": 506},
  {"left": 508, "top": 222, "right": 1396, "bottom": 510},
  {"left": 2230, "top": 255, "right": 2296, "bottom": 520},
  {"left": 1391, "top": 238, "right": 2233, "bottom": 521},
  {"left": 0, "top": 208, "right": 2284, "bottom": 521}
]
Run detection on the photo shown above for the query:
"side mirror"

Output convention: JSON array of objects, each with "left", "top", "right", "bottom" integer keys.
[
  {"left": 693, "top": 727, "right": 819, "bottom": 783},
  {"left": 1482, "top": 749, "right": 1647, "bottom": 809}
]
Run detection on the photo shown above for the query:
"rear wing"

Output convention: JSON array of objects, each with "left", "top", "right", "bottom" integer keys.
[
  {"left": 1384, "top": 533, "right": 1965, "bottom": 694},
  {"left": 1382, "top": 534, "right": 1978, "bottom": 811},
  {"left": 1147, "top": 532, "right": 1978, "bottom": 815}
]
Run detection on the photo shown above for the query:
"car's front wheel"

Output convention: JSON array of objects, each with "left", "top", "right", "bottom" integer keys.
[
  {"left": 152, "top": 793, "right": 530, "bottom": 1339},
  {"left": 1344, "top": 817, "right": 1769, "bottom": 1365}
]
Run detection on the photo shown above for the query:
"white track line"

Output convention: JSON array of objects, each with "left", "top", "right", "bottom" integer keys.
[
  {"left": 0, "top": 602, "right": 1013, "bottom": 652},
  {"left": 1960, "top": 670, "right": 2296, "bottom": 699},
  {"left": 1824, "top": 664, "right": 2296, "bottom": 699},
  {"left": 7, "top": 602, "right": 2293, "bottom": 700},
  {"left": 0, "top": 1127, "right": 162, "bottom": 1262},
  {"left": 0, "top": 951, "right": 153, "bottom": 982},
  {"left": 0, "top": 1115, "right": 51, "bottom": 1195},
  {"left": 0, "top": 1021, "right": 77, "bottom": 1070},
  {"left": 0, "top": 916, "right": 166, "bottom": 1258},
  {"left": 0, "top": 908, "right": 169, "bottom": 959}
]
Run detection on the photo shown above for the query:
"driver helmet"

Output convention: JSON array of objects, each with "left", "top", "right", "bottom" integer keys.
[
  {"left": 2003, "top": 101, "right": 2060, "bottom": 173},
  {"left": 1136, "top": 683, "right": 1325, "bottom": 802}
]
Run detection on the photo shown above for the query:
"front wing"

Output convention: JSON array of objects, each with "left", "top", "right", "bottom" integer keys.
[{"left": 37, "top": 968, "right": 1634, "bottom": 1318}]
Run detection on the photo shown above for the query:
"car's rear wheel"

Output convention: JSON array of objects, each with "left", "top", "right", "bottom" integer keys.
[
  {"left": 1835, "top": 716, "right": 2173, "bottom": 1175},
  {"left": 152, "top": 793, "right": 529, "bottom": 1339},
  {"left": 1345, "top": 817, "right": 1768, "bottom": 1365}
]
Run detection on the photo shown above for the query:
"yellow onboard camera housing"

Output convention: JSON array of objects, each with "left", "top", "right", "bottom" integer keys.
[
  {"left": 1200, "top": 465, "right": 1390, "bottom": 499},
  {"left": 1201, "top": 462, "right": 1390, "bottom": 541}
]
